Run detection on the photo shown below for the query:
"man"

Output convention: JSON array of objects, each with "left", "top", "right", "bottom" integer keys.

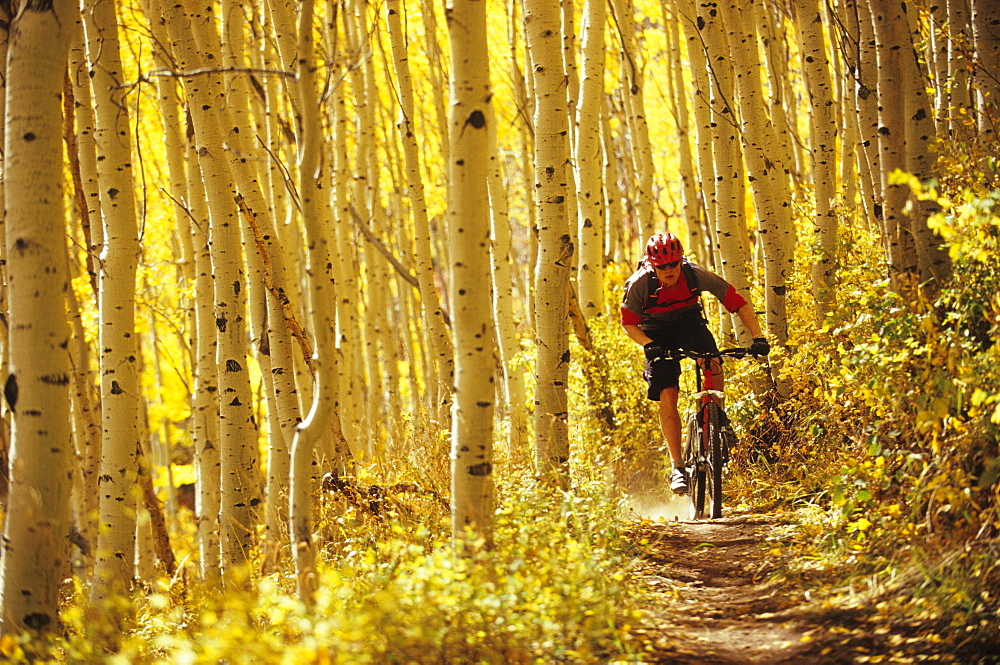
[{"left": 620, "top": 233, "right": 769, "bottom": 494}]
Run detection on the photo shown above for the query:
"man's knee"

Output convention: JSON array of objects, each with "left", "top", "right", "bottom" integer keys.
[{"left": 659, "top": 386, "right": 679, "bottom": 407}]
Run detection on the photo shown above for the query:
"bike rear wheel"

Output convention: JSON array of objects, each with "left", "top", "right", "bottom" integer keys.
[{"left": 704, "top": 403, "right": 724, "bottom": 519}]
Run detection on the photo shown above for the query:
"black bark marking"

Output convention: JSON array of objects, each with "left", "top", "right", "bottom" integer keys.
[
  {"left": 4, "top": 374, "right": 17, "bottom": 412},
  {"left": 40, "top": 373, "right": 69, "bottom": 385},
  {"left": 468, "top": 462, "right": 492, "bottom": 476},
  {"left": 23, "top": 612, "right": 51, "bottom": 630},
  {"left": 467, "top": 110, "right": 486, "bottom": 129}
]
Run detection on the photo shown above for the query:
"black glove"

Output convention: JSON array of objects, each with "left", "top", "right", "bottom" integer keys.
[
  {"left": 644, "top": 342, "right": 667, "bottom": 361},
  {"left": 749, "top": 337, "right": 770, "bottom": 357}
]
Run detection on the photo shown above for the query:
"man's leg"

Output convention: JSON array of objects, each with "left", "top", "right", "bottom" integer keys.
[
  {"left": 659, "top": 386, "right": 689, "bottom": 494},
  {"left": 659, "top": 386, "right": 682, "bottom": 465}
]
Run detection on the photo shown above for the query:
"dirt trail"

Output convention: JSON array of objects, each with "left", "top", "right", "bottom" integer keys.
[
  {"left": 624, "top": 503, "right": 833, "bottom": 664},
  {"left": 628, "top": 505, "right": 984, "bottom": 665},
  {"left": 621, "top": 501, "right": 999, "bottom": 665},
  {"left": 612, "top": 490, "right": 907, "bottom": 665}
]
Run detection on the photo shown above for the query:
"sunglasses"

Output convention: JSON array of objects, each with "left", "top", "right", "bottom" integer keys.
[{"left": 654, "top": 260, "right": 681, "bottom": 270}]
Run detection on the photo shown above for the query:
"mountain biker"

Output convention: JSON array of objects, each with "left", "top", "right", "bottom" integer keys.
[{"left": 620, "top": 232, "right": 769, "bottom": 494}]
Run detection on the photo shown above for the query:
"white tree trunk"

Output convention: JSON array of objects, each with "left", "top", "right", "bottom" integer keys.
[
  {"left": 84, "top": 0, "right": 143, "bottom": 605},
  {"left": 289, "top": 0, "right": 340, "bottom": 599},
  {"left": 186, "top": 157, "right": 222, "bottom": 582},
  {"left": 447, "top": 0, "right": 496, "bottom": 542},
  {"left": 972, "top": 1, "right": 1000, "bottom": 143},
  {"left": 724, "top": 0, "right": 793, "bottom": 355},
  {"left": 525, "top": 0, "right": 571, "bottom": 482},
  {"left": 162, "top": 0, "right": 259, "bottom": 570},
  {"left": 794, "top": 0, "right": 839, "bottom": 322},
  {"left": 697, "top": 0, "right": 754, "bottom": 341},
  {"left": 612, "top": 0, "right": 656, "bottom": 241},
  {"left": 870, "top": 0, "right": 919, "bottom": 291},
  {"left": 386, "top": 0, "right": 454, "bottom": 425},
  {"left": 486, "top": 104, "right": 529, "bottom": 458},
  {"left": 0, "top": 0, "right": 75, "bottom": 634},
  {"left": 574, "top": 0, "right": 607, "bottom": 319}
]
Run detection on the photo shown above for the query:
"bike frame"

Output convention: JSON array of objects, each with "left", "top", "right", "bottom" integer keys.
[{"left": 662, "top": 348, "right": 748, "bottom": 520}]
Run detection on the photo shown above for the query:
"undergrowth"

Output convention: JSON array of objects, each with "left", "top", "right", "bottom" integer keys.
[
  {"left": 13, "top": 474, "right": 639, "bottom": 663},
  {"left": 729, "top": 181, "right": 1000, "bottom": 656}
]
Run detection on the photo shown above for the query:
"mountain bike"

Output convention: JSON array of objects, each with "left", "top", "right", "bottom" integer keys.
[{"left": 657, "top": 348, "right": 749, "bottom": 520}]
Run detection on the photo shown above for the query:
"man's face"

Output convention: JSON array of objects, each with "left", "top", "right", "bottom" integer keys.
[{"left": 652, "top": 259, "right": 682, "bottom": 287}]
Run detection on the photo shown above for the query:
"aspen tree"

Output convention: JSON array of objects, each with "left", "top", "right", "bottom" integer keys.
[
  {"left": 611, "top": 0, "right": 656, "bottom": 241},
  {"left": 201, "top": 0, "right": 311, "bottom": 524},
  {"left": 840, "top": 0, "right": 882, "bottom": 229},
  {"left": 831, "top": 33, "right": 858, "bottom": 218},
  {"left": 561, "top": 0, "right": 580, "bottom": 272},
  {"left": 259, "top": 300, "right": 299, "bottom": 566},
  {"left": 972, "top": 0, "right": 1000, "bottom": 141},
  {"left": 66, "top": 262, "right": 100, "bottom": 570},
  {"left": 947, "top": 0, "right": 975, "bottom": 139},
  {"left": 870, "top": 0, "right": 918, "bottom": 291},
  {"left": 83, "top": 0, "right": 143, "bottom": 604},
  {"left": 66, "top": 19, "right": 102, "bottom": 560},
  {"left": 514, "top": 5, "right": 539, "bottom": 331},
  {"left": 0, "top": 6, "right": 8, "bottom": 462},
  {"left": 575, "top": 0, "right": 607, "bottom": 319},
  {"left": 162, "top": 0, "right": 259, "bottom": 570},
  {"left": 329, "top": 82, "right": 365, "bottom": 451},
  {"left": 525, "top": 0, "right": 571, "bottom": 482},
  {"left": 187, "top": 153, "right": 223, "bottom": 583},
  {"left": 678, "top": 0, "right": 717, "bottom": 263},
  {"left": 141, "top": 0, "right": 191, "bottom": 537},
  {"left": 757, "top": 5, "right": 803, "bottom": 181},
  {"left": 0, "top": 0, "right": 75, "bottom": 635},
  {"left": 695, "top": 0, "right": 754, "bottom": 337},
  {"left": 421, "top": 0, "right": 451, "bottom": 174},
  {"left": 0, "top": 6, "right": 9, "bottom": 512},
  {"left": 344, "top": 0, "right": 387, "bottom": 456},
  {"left": 724, "top": 0, "right": 792, "bottom": 353},
  {"left": 602, "top": 109, "right": 627, "bottom": 264},
  {"left": 793, "top": 0, "right": 839, "bottom": 322},
  {"left": 900, "top": 5, "right": 952, "bottom": 289},
  {"left": 288, "top": 0, "right": 340, "bottom": 598},
  {"left": 446, "top": 0, "right": 496, "bottom": 543},
  {"left": 486, "top": 103, "right": 529, "bottom": 459},
  {"left": 661, "top": 2, "right": 700, "bottom": 256},
  {"left": 386, "top": 0, "right": 454, "bottom": 425},
  {"left": 928, "top": 4, "right": 951, "bottom": 131}
]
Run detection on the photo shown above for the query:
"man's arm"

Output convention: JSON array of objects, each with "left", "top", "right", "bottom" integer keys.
[
  {"left": 622, "top": 323, "right": 653, "bottom": 347},
  {"left": 735, "top": 303, "right": 764, "bottom": 339}
]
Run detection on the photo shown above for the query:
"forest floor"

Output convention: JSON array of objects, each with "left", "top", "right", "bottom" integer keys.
[{"left": 620, "top": 498, "right": 976, "bottom": 664}]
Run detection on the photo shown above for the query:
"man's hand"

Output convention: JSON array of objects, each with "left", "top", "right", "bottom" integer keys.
[
  {"left": 644, "top": 342, "right": 667, "bottom": 361},
  {"left": 749, "top": 337, "right": 770, "bottom": 357}
]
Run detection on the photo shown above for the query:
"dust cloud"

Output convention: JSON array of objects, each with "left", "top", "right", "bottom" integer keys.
[{"left": 627, "top": 491, "right": 691, "bottom": 522}]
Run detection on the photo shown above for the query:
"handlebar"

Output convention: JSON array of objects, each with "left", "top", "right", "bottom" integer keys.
[{"left": 652, "top": 347, "right": 755, "bottom": 362}]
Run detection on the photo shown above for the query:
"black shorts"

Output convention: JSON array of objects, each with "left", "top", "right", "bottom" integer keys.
[{"left": 642, "top": 315, "right": 719, "bottom": 400}]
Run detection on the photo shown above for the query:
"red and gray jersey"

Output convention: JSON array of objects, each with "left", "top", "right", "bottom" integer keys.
[{"left": 620, "top": 261, "right": 747, "bottom": 330}]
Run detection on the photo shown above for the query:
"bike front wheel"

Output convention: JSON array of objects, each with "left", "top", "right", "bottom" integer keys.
[
  {"left": 683, "top": 412, "right": 707, "bottom": 520},
  {"left": 704, "top": 403, "right": 724, "bottom": 519}
]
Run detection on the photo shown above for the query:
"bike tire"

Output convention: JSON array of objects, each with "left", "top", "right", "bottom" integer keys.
[
  {"left": 684, "top": 413, "right": 707, "bottom": 520},
  {"left": 704, "top": 403, "right": 724, "bottom": 519}
]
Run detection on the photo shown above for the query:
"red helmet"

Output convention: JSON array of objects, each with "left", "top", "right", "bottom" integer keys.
[{"left": 645, "top": 233, "right": 683, "bottom": 264}]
